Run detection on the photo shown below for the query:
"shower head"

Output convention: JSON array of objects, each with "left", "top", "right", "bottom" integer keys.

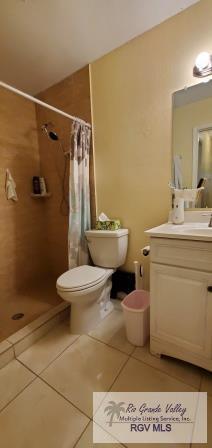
[
  {"left": 48, "top": 131, "right": 58, "bottom": 141},
  {"left": 41, "top": 123, "right": 59, "bottom": 141}
]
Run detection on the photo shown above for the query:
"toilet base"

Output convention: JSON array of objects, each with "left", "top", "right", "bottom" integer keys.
[
  {"left": 70, "top": 278, "right": 114, "bottom": 334},
  {"left": 100, "top": 299, "right": 114, "bottom": 320}
]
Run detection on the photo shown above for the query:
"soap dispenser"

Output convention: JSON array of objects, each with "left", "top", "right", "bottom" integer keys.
[{"left": 172, "top": 196, "right": 184, "bottom": 224}]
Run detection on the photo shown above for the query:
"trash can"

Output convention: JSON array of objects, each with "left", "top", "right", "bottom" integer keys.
[{"left": 121, "top": 289, "right": 150, "bottom": 346}]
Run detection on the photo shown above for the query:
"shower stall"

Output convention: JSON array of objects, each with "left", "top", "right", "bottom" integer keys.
[{"left": 0, "top": 76, "right": 94, "bottom": 343}]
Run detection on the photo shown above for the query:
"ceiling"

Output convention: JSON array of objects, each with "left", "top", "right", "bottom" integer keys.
[{"left": 0, "top": 0, "right": 199, "bottom": 94}]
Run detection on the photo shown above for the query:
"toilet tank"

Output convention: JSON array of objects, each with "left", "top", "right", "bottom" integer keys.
[{"left": 85, "top": 229, "right": 128, "bottom": 268}]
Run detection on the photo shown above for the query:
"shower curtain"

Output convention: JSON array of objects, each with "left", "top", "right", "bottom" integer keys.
[{"left": 68, "top": 121, "right": 91, "bottom": 268}]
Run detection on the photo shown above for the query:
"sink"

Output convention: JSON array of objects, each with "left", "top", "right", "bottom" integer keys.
[
  {"left": 146, "top": 221, "right": 212, "bottom": 241},
  {"left": 177, "top": 223, "right": 212, "bottom": 235},
  {"left": 167, "top": 222, "right": 212, "bottom": 234},
  {"left": 182, "top": 227, "right": 212, "bottom": 236}
]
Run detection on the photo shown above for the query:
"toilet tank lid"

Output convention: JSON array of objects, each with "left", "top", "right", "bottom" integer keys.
[{"left": 85, "top": 229, "right": 128, "bottom": 238}]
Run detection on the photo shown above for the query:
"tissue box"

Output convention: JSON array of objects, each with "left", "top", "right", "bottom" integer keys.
[{"left": 95, "top": 219, "right": 121, "bottom": 231}]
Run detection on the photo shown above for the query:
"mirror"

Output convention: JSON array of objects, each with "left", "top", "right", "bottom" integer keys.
[{"left": 172, "top": 80, "right": 212, "bottom": 208}]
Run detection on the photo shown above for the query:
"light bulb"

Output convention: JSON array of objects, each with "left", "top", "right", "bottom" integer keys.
[{"left": 195, "top": 52, "right": 210, "bottom": 70}]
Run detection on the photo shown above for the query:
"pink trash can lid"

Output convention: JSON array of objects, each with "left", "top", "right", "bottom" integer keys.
[{"left": 122, "top": 289, "right": 150, "bottom": 311}]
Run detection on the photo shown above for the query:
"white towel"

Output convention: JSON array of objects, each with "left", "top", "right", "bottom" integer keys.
[
  {"left": 5, "top": 169, "right": 18, "bottom": 201},
  {"left": 174, "top": 155, "right": 183, "bottom": 189},
  {"left": 174, "top": 187, "right": 204, "bottom": 201}
]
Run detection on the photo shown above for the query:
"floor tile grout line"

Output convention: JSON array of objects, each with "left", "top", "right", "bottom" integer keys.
[
  {"left": 108, "top": 355, "right": 131, "bottom": 393},
  {"left": 6, "top": 308, "right": 131, "bottom": 370},
  {"left": 0, "top": 373, "right": 37, "bottom": 415},
  {"left": 1, "top": 305, "right": 210, "bottom": 447},
  {"left": 37, "top": 335, "right": 133, "bottom": 421},
  {"left": 12, "top": 322, "right": 205, "bottom": 394},
  {"left": 0, "top": 324, "right": 131, "bottom": 422},
  {"left": 3, "top": 315, "right": 209, "bottom": 419},
  {"left": 12, "top": 343, "right": 16, "bottom": 359},
  {"left": 38, "top": 338, "right": 131, "bottom": 422},
  {"left": 14, "top": 313, "right": 132, "bottom": 374},
  {"left": 72, "top": 419, "right": 91, "bottom": 448},
  {"left": 0, "top": 358, "right": 90, "bottom": 435},
  {"left": 14, "top": 334, "right": 131, "bottom": 425},
  {"left": 130, "top": 354, "right": 201, "bottom": 391},
  {"left": 39, "top": 375, "right": 92, "bottom": 419},
  {"left": 1, "top": 353, "right": 210, "bottom": 445},
  {"left": 80, "top": 320, "right": 208, "bottom": 394},
  {"left": 90, "top": 356, "right": 131, "bottom": 422},
  {"left": 16, "top": 333, "right": 81, "bottom": 377},
  {"left": 0, "top": 338, "right": 14, "bottom": 350},
  {"left": 87, "top": 333, "right": 135, "bottom": 357},
  {"left": 129, "top": 345, "right": 137, "bottom": 357},
  {"left": 199, "top": 373, "right": 204, "bottom": 393},
  {"left": 15, "top": 320, "right": 202, "bottom": 393},
  {"left": 88, "top": 308, "right": 209, "bottom": 390},
  {"left": 17, "top": 356, "right": 92, "bottom": 420},
  {"left": 0, "top": 327, "right": 80, "bottom": 416},
  {"left": 12, "top": 321, "right": 205, "bottom": 395},
  {"left": 85, "top": 335, "right": 135, "bottom": 368},
  {"left": 17, "top": 332, "right": 129, "bottom": 380}
]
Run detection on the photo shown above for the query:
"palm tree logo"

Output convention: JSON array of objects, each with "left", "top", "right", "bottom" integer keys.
[{"left": 104, "top": 401, "right": 125, "bottom": 427}]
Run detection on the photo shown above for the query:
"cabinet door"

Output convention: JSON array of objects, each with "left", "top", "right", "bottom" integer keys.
[{"left": 150, "top": 263, "right": 212, "bottom": 359}]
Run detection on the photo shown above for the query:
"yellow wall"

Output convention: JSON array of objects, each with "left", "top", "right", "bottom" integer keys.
[
  {"left": 90, "top": 0, "right": 212, "bottom": 287},
  {"left": 173, "top": 96, "right": 212, "bottom": 188}
]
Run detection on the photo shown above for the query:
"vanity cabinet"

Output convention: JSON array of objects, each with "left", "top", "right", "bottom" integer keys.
[{"left": 150, "top": 237, "right": 212, "bottom": 372}]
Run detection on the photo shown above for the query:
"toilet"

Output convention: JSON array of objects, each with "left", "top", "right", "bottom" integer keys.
[{"left": 56, "top": 229, "right": 128, "bottom": 333}]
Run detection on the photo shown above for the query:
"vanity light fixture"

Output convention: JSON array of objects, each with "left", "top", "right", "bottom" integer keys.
[{"left": 193, "top": 52, "right": 212, "bottom": 77}]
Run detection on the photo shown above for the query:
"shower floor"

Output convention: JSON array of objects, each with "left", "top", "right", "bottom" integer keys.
[{"left": 0, "top": 278, "right": 62, "bottom": 343}]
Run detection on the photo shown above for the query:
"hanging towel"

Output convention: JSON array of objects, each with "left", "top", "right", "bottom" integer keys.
[
  {"left": 5, "top": 169, "right": 18, "bottom": 201},
  {"left": 174, "top": 155, "right": 183, "bottom": 189}
]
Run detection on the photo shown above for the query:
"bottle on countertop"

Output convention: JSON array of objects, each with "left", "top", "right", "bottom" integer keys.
[{"left": 172, "top": 197, "right": 184, "bottom": 224}]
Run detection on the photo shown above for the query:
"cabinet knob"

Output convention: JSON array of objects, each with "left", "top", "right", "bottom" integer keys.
[{"left": 207, "top": 286, "right": 212, "bottom": 292}]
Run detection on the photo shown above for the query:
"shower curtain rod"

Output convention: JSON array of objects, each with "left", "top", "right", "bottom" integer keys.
[{"left": 0, "top": 81, "right": 92, "bottom": 128}]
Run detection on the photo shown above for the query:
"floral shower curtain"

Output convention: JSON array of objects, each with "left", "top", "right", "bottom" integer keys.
[{"left": 68, "top": 121, "right": 91, "bottom": 268}]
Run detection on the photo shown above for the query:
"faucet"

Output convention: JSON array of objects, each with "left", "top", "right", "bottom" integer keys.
[{"left": 208, "top": 214, "right": 212, "bottom": 227}]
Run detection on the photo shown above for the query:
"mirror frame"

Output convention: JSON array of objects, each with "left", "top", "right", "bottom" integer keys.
[
  {"left": 192, "top": 123, "right": 212, "bottom": 188},
  {"left": 172, "top": 82, "right": 212, "bottom": 210}
]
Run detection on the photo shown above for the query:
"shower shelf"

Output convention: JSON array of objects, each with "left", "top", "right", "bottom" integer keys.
[{"left": 31, "top": 193, "right": 51, "bottom": 199}]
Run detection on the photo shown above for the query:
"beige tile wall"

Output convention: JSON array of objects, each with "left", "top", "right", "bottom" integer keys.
[
  {"left": 0, "top": 65, "right": 95, "bottom": 309},
  {"left": 0, "top": 87, "right": 49, "bottom": 299}
]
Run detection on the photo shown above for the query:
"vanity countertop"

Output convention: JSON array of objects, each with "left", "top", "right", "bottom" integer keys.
[{"left": 146, "top": 222, "right": 212, "bottom": 242}]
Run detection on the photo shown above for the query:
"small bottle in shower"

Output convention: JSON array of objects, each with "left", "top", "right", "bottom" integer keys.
[
  {"left": 39, "top": 177, "right": 47, "bottom": 195},
  {"left": 32, "top": 176, "right": 41, "bottom": 194}
]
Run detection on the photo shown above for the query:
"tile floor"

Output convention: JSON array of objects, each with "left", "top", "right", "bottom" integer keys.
[
  {"left": 0, "top": 300, "right": 211, "bottom": 447},
  {"left": 0, "top": 278, "right": 62, "bottom": 342}
]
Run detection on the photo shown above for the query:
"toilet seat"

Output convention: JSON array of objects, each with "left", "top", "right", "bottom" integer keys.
[{"left": 56, "top": 265, "right": 107, "bottom": 292}]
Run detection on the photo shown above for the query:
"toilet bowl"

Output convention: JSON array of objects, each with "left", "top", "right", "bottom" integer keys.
[
  {"left": 57, "top": 265, "right": 114, "bottom": 333},
  {"left": 56, "top": 229, "right": 128, "bottom": 334}
]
